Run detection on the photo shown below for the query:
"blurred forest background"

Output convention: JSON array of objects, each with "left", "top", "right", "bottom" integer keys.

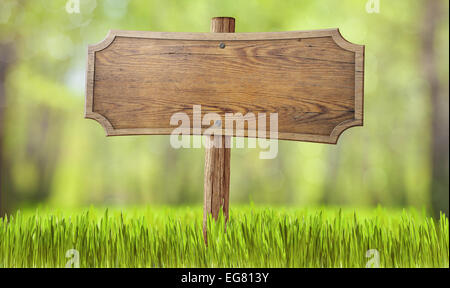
[{"left": 0, "top": 0, "right": 448, "bottom": 217}]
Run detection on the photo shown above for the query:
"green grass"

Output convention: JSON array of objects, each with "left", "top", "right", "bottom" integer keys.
[{"left": 0, "top": 206, "right": 448, "bottom": 268}]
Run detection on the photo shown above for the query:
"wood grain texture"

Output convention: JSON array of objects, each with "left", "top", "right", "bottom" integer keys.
[
  {"left": 86, "top": 28, "right": 364, "bottom": 144},
  {"left": 210, "top": 17, "right": 235, "bottom": 33}
]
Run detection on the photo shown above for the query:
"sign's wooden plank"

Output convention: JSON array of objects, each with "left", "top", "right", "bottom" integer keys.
[{"left": 86, "top": 29, "right": 364, "bottom": 144}]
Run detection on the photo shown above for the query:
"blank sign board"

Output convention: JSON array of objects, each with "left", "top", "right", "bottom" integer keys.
[{"left": 86, "top": 29, "right": 364, "bottom": 144}]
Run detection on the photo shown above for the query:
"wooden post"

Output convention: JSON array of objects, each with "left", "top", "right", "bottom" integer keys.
[{"left": 203, "top": 17, "right": 235, "bottom": 243}]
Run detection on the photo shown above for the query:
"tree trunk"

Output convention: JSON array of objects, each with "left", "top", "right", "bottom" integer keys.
[
  {"left": 0, "top": 43, "right": 14, "bottom": 217},
  {"left": 421, "top": 0, "right": 449, "bottom": 218}
]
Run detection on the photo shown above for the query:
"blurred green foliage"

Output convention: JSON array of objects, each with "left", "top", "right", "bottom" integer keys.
[{"left": 0, "top": 0, "right": 448, "bottom": 211}]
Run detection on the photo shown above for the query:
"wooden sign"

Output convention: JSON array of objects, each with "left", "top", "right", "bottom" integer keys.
[
  {"left": 86, "top": 17, "right": 365, "bottom": 242},
  {"left": 86, "top": 27, "right": 364, "bottom": 144}
]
